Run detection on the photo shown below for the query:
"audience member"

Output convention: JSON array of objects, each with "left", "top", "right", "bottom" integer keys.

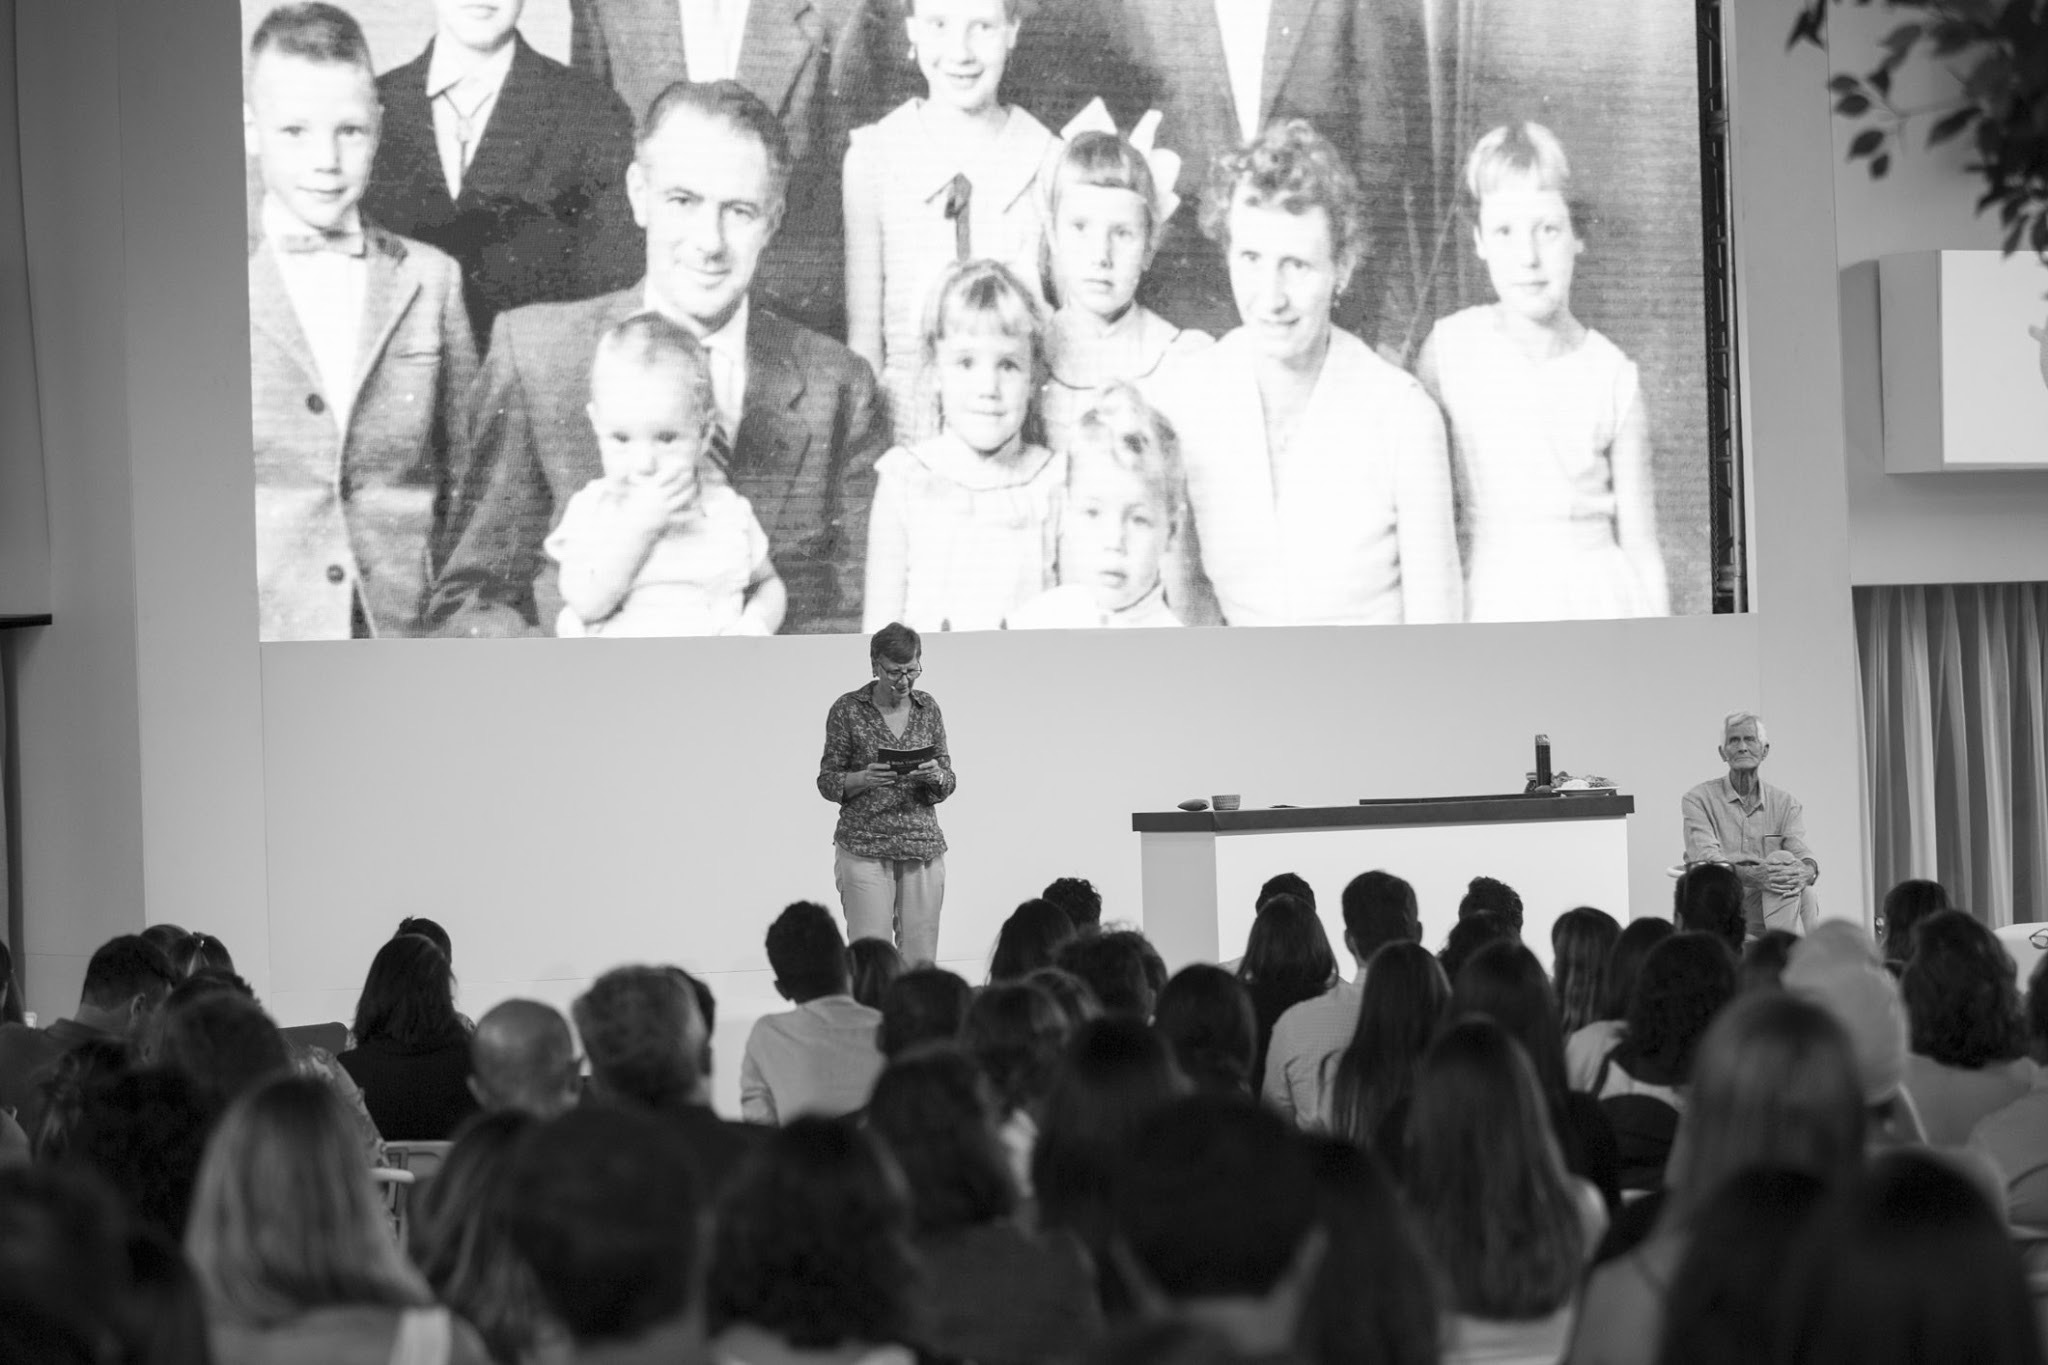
[
  {"left": 1458, "top": 875, "right": 1524, "bottom": 936},
  {"left": 1055, "top": 932, "right": 1159, "bottom": 1020},
  {"left": 1263, "top": 868, "right": 1420, "bottom": 1126},
  {"left": 961, "top": 981, "right": 1069, "bottom": 1197},
  {"left": 167, "top": 933, "right": 237, "bottom": 980},
  {"left": 849, "top": 937, "right": 907, "bottom": 1011},
  {"left": 124, "top": 1225, "right": 215, "bottom": 1365},
  {"left": 138, "top": 923, "right": 192, "bottom": 961},
  {"left": 1257, "top": 872, "right": 1317, "bottom": 912},
  {"left": 505, "top": 1104, "right": 704, "bottom": 1362},
  {"left": 155, "top": 991, "right": 294, "bottom": 1108},
  {"left": 1437, "top": 911, "right": 1513, "bottom": 988},
  {"left": 708, "top": 1119, "right": 917, "bottom": 1365},
  {"left": 186, "top": 1075, "right": 490, "bottom": 1364},
  {"left": 1879, "top": 877, "right": 1951, "bottom": 973},
  {"left": 1740, "top": 929, "right": 1799, "bottom": 993},
  {"left": 1570, "top": 992, "right": 1866, "bottom": 1365},
  {"left": 989, "top": 899, "right": 1079, "bottom": 983},
  {"left": 30, "top": 1039, "right": 129, "bottom": 1162},
  {"left": 1782, "top": 922, "right": 1923, "bottom": 1148},
  {"left": 1552, "top": 907, "right": 1620, "bottom": 1038},
  {"left": 867, "top": 1046, "right": 1102, "bottom": 1365},
  {"left": 1405, "top": 1018, "right": 1605, "bottom": 1365},
  {"left": 395, "top": 916, "right": 456, "bottom": 966},
  {"left": 1299, "top": 1136, "right": 1441, "bottom": 1365},
  {"left": 1672, "top": 863, "right": 1745, "bottom": 953},
  {"left": 1153, "top": 965, "right": 1258, "bottom": 1098},
  {"left": 468, "top": 998, "right": 579, "bottom": 1119},
  {"left": 66, "top": 1067, "right": 220, "bottom": 1243},
  {"left": 1025, "top": 966, "right": 1101, "bottom": 1032},
  {"left": 0, "top": 1163, "right": 133, "bottom": 1365},
  {"left": 1901, "top": 908, "right": 2034, "bottom": 1145},
  {"left": 1042, "top": 877, "right": 1104, "bottom": 935},
  {"left": 1566, "top": 917, "right": 1675, "bottom": 1089},
  {"left": 1590, "top": 933, "right": 1737, "bottom": 1192},
  {"left": 1649, "top": 1168, "right": 1830, "bottom": 1365},
  {"left": 1968, "top": 950, "right": 2048, "bottom": 1223},
  {"left": 338, "top": 934, "right": 480, "bottom": 1141},
  {"left": 742, "top": 902, "right": 884, "bottom": 1124},
  {"left": 0, "top": 935, "right": 174, "bottom": 1137},
  {"left": 1774, "top": 1150, "right": 2046, "bottom": 1365},
  {"left": 408, "top": 1110, "right": 550, "bottom": 1365},
  {"left": 1322, "top": 941, "right": 1449, "bottom": 1151},
  {"left": 1235, "top": 894, "right": 1337, "bottom": 1094},
  {"left": 878, "top": 966, "right": 974, "bottom": 1059},
  {"left": 1453, "top": 940, "right": 1621, "bottom": 1211}
]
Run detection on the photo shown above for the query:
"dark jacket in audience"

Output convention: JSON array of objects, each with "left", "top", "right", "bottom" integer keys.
[
  {"left": 336, "top": 1037, "right": 478, "bottom": 1141},
  {"left": 661, "top": 1102, "right": 768, "bottom": 1198},
  {"left": 910, "top": 1223, "right": 1102, "bottom": 1365}
]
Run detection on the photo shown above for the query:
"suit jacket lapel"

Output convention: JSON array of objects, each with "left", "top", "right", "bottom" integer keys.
[
  {"left": 735, "top": 310, "right": 813, "bottom": 524},
  {"left": 736, "top": 0, "right": 820, "bottom": 118},
  {"left": 248, "top": 242, "right": 322, "bottom": 391},
  {"left": 1168, "top": 4, "right": 1237, "bottom": 196},
  {"left": 351, "top": 230, "right": 424, "bottom": 408},
  {"left": 381, "top": 48, "right": 456, "bottom": 218},
  {"left": 635, "top": 0, "right": 693, "bottom": 83},
  {"left": 1261, "top": 0, "right": 1319, "bottom": 127},
  {"left": 460, "top": 36, "right": 546, "bottom": 206}
]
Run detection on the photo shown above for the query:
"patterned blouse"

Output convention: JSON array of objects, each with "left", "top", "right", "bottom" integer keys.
[{"left": 817, "top": 684, "right": 957, "bottom": 861}]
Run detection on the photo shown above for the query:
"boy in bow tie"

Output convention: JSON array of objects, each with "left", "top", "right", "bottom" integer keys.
[{"left": 245, "top": 3, "right": 477, "bottom": 640}]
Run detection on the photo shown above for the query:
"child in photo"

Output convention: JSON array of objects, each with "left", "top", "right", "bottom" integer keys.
[
  {"left": 1009, "top": 383, "right": 1186, "bottom": 629},
  {"left": 843, "top": 0, "right": 1060, "bottom": 438},
  {"left": 863, "top": 260, "right": 1062, "bottom": 632},
  {"left": 1416, "top": 121, "right": 1668, "bottom": 623},
  {"left": 544, "top": 314, "right": 786, "bottom": 637},
  {"left": 1039, "top": 122, "right": 1212, "bottom": 457},
  {"left": 245, "top": 2, "right": 478, "bottom": 642}
]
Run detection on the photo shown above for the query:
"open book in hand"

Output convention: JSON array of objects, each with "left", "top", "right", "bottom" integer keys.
[{"left": 878, "top": 745, "right": 937, "bottom": 775}]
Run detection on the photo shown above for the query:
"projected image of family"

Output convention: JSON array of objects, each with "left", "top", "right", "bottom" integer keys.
[{"left": 240, "top": 0, "right": 1719, "bottom": 639}]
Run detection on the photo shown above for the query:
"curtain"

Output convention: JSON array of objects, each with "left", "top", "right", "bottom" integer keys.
[{"left": 1856, "top": 584, "right": 2048, "bottom": 927}]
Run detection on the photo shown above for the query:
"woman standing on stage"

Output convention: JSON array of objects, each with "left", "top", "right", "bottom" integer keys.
[{"left": 817, "top": 623, "right": 956, "bottom": 965}]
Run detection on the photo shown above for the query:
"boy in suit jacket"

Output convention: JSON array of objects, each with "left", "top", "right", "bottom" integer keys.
[
  {"left": 245, "top": 3, "right": 478, "bottom": 642},
  {"left": 363, "top": 0, "right": 642, "bottom": 347}
]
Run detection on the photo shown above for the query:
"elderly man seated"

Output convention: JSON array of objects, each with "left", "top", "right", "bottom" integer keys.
[{"left": 1681, "top": 710, "right": 1819, "bottom": 939}]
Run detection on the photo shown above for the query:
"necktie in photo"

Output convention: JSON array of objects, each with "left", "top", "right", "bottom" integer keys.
[
  {"left": 278, "top": 229, "right": 367, "bottom": 257},
  {"left": 944, "top": 174, "right": 972, "bottom": 262}
]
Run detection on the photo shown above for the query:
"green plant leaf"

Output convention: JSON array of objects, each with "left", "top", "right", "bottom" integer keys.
[
  {"left": 1928, "top": 106, "right": 1981, "bottom": 145},
  {"left": 1849, "top": 128, "right": 1886, "bottom": 157}
]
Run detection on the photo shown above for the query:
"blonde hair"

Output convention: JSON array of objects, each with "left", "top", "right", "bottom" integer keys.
[
  {"left": 918, "top": 259, "right": 1046, "bottom": 438},
  {"left": 1068, "top": 383, "right": 1184, "bottom": 520},
  {"left": 1462, "top": 121, "right": 1573, "bottom": 208},
  {"left": 591, "top": 313, "right": 717, "bottom": 440},
  {"left": 186, "top": 1075, "right": 429, "bottom": 1327}
]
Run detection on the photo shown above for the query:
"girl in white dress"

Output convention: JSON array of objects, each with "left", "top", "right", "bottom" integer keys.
[
  {"left": 1416, "top": 122, "right": 1669, "bottom": 623},
  {"left": 863, "top": 260, "right": 1062, "bottom": 633},
  {"left": 843, "top": 0, "right": 1059, "bottom": 438}
]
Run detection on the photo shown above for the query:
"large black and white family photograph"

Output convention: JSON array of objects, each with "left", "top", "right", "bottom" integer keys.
[{"left": 240, "top": 0, "right": 1720, "bottom": 640}]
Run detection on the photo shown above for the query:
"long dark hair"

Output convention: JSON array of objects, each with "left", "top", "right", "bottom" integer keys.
[
  {"left": 1300, "top": 1137, "right": 1441, "bottom": 1365},
  {"left": 1616, "top": 933, "right": 1738, "bottom": 1087},
  {"left": 1551, "top": 907, "right": 1620, "bottom": 1037},
  {"left": 1030, "top": 1017, "right": 1187, "bottom": 1249},
  {"left": 865, "top": 1045, "right": 1016, "bottom": 1236},
  {"left": 1902, "top": 910, "right": 2025, "bottom": 1069},
  {"left": 1880, "top": 879, "right": 1950, "bottom": 968},
  {"left": 959, "top": 981, "right": 1068, "bottom": 1118},
  {"left": 1600, "top": 917, "right": 1676, "bottom": 1022},
  {"left": 988, "top": 899, "right": 1077, "bottom": 984},
  {"left": 1237, "top": 894, "right": 1336, "bottom": 1089},
  {"left": 408, "top": 1111, "right": 546, "bottom": 1364},
  {"left": 1324, "top": 942, "right": 1449, "bottom": 1146},
  {"left": 1452, "top": 940, "right": 1571, "bottom": 1104},
  {"left": 1152, "top": 965, "right": 1257, "bottom": 1097},
  {"left": 351, "top": 935, "right": 464, "bottom": 1051}
]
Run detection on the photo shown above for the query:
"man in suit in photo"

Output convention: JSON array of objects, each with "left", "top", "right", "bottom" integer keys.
[
  {"left": 427, "top": 79, "right": 888, "bottom": 636},
  {"left": 567, "top": 0, "right": 865, "bottom": 336},
  {"left": 1121, "top": 0, "right": 1434, "bottom": 356},
  {"left": 363, "top": 0, "right": 643, "bottom": 348}
]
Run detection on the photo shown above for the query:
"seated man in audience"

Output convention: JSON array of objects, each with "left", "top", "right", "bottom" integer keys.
[
  {"left": 1264, "top": 870, "right": 1420, "bottom": 1126},
  {"left": 575, "top": 964, "right": 762, "bottom": 1190},
  {"left": 506, "top": 1106, "right": 703, "bottom": 1362},
  {"left": 740, "top": 903, "right": 884, "bottom": 1124},
  {"left": 1458, "top": 876, "right": 1524, "bottom": 938},
  {"left": 469, "top": 998, "right": 580, "bottom": 1119},
  {"left": 1682, "top": 711, "right": 1819, "bottom": 937},
  {"left": 0, "top": 936, "right": 176, "bottom": 1137}
]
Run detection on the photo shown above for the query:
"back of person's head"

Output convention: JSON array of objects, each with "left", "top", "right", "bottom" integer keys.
[
  {"left": 409, "top": 1110, "right": 545, "bottom": 1364},
  {"left": 352, "top": 934, "right": 463, "bottom": 1050},
  {"left": 1238, "top": 894, "right": 1336, "bottom": 997},
  {"left": 1880, "top": 878, "right": 1951, "bottom": 968},
  {"left": 1032, "top": 1017, "right": 1188, "bottom": 1238},
  {"left": 470, "top": 998, "right": 580, "bottom": 1118},
  {"left": 866, "top": 1044, "right": 1014, "bottom": 1236},
  {"left": 32, "top": 1040, "right": 131, "bottom": 1162},
  {"left": 1257, "top": 872, "right": 1315, "bottom": 912},
  {"left": 507, "top": 1105, "right": 702, "bottom": 1347},
  {"left": 168, "top": 933, "right": 236, "bottom": 980},
  {"left": 1406, "top": 1017, "right": 1584, "bottom": 1320},
  {"left": 1115, "top": 1096, "right": 1318, "bottom": 1303},
  {"left": 1055, "top": 932, "right": 1158, "bottom": 1020},
  {"left": 1674, "top": 863, "right": 1746, "bottom": 951},
  {"left": 1451, "top": 939, "right": 1568, "bottom": 1100},
  {"left": 1300, "top": 1136, "right": 1440, "bottom": 1365},
  {"left": 1024, "top": 965, "right": 1101, "bottom": 1031},
  {"left": 765, "top": 901, "right": 849, "bottom": 1003},
  {"left": 878, "top": 966, "right": 973, "bottom": 1058},
  {"left": 0, "top": 1164, "right": 131, "bottom": 1365},
  {"left": 1602, "top": 916, "right": 1677, "bottom": 1021},
  {"left": 1775, "top": 1150, "right": 2046, "bottom": 1365},
  {"left": 138, "top": 923, "right": 191, "bottom": 960},
  {"left": 847, "top": 937, "right": 905, "bottom": 1010},
  {"left": 1041, "top": 876, "right": 1104, "bottom": 934},
  {"left": 155, "top": 991, "right": 292, "bottom": 1106},
  {"left": 186, "top": 1075, "right": 426, "bottom": 1327},
  {"left": 79, "top": 935, "right": 178, "bottom": 1025},
  {"left": 1340, "top": 870, "right": 1419, "bottom": 962},
  {"left": 1902, "top": 908, "right": 2024, "bottom": 1069},
  {"left": 1622, "top": 932, "right": 1738, "bottom": 1084},
  {"left": 1741, "top": 929, "right": 1800, "bottom": 992},
  {"left": 1153, "top": 965, "right": 1257, "bottom": 1097},
  {"left": 66, "top": 1067, "right": 219, "bottom": 1244},
  {"left": 1458, "top": 875, "right": 1523, "bottom": 934},
  {"left": 1551, "top": 906, "right": 1621, "bottom": 1036},
  {"left": 1437, "top": 911, "right": 1512, "bottom": 986},
  {"left": 1655, "top": 1168, "right": 1830, "bottom": 1365},
  {"left": 961, "top": 980, "right": 1068, "bottom": 1117},
  {"left": 394, "top": 916, "right": 454, "bottom": 966},
  {"left": 1783, "top": 925, "right": 1911, "bottom": 1109},
  {"left": 162, "top": 967, "right": 257, "bottom": 1013},
  {"left": 989, "top": 899, "right": 1077, "bottom": 983},
  {"left": 571, "top": 966, "right": 704, "bottom": 1111},
  {"left": 1326, "top": 941, "right": 1449, "bottom": 1146},
  {"left": 1668, "top": 991, "right": 1865, "bottom": 1225},
  {"left": 709, "top": 1118, "right": 915, "bottom": 1349}
]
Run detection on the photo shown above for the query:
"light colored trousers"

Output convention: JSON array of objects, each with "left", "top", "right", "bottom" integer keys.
[{"left": 835, "top": 846, "right": 946, "bottom": 966}]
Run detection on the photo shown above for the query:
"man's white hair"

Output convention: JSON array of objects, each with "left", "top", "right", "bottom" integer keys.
[{"left": 1722, "top": 710, "right": 1768, "bottom": 746}]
